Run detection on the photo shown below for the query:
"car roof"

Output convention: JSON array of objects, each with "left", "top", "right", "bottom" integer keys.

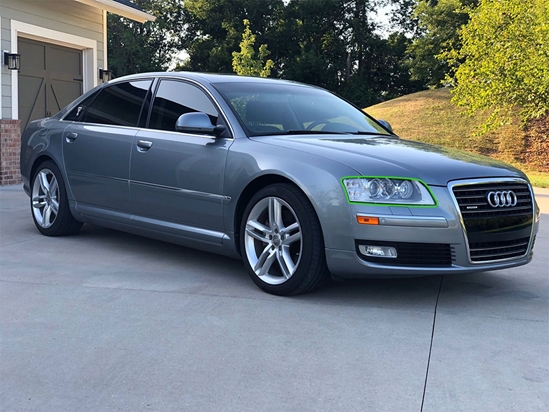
[{"left": 108, "top": 71, "right": 317, "bottom": 88}]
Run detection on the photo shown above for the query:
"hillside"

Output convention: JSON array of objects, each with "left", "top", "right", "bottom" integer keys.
[{"left": 366, "top": 89, "right": 548, "bottom": 186}]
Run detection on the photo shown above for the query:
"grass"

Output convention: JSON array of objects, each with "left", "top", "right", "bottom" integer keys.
[{"left": 366, "top": 88, "right": 549, "bottom": 188}]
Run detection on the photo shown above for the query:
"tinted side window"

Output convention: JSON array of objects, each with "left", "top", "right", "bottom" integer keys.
[
  {"left": 64, "top": 92, "right": 99, "bottom": 121},
  {"left": 149, "top": 80, "right": 218, "bottom": 132},
  {"left": 83, "top": 80, "right": 152, "bottom": 126}
]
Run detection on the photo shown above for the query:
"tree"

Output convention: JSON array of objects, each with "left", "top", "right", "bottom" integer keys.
[
  {"left": 406, "top": 0, "right": 478, "bottom": 88},
  {"left": 179, "top": 0, "right": 285, "bottom": 73},
  {"left": 448, "top": 0, "right": 549, "bottom": 131},
  {"left": 107, "top": 0, "right": 185, "bottom": 77},
  {"left": 279, "top": 0, "right": 348, "bottom": 90},
  {"left": 232, "top": 20, "right": 275, "bottom": 77},
  {"left": 178, "top": 0, "right": 426, "bottom": 106}
]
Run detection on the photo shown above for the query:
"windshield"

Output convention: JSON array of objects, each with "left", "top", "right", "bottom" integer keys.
[{"left": 214, "top": 82, "right": 390, "bottom": 137}]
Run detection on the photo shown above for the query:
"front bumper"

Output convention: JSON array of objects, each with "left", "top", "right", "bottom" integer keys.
[{"left": 325, "top": 179, "right": 539, "bottom": 279}]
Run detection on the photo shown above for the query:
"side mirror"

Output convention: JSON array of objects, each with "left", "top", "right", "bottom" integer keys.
[
  {"left": 175, "top": 112, "right": 225, "bottom": 136},
  {"left": 377, "top": 119, "right": 393, "bottom": 133}
]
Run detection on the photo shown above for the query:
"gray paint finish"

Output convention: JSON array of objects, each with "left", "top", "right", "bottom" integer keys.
[
  {"left": 130, "top": 130, "right": 231, "bottom": 231},
  {"left": 19, "top": 72, "right": 540, "bottom": 296},
  {"left": 63, "top": 123, "right": 137, "bottom": 213}
]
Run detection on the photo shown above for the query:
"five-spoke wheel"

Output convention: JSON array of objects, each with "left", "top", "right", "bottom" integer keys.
[
  {"left": 244, "top": 196, "right": 303, "bottom": 285},
  {"left": 30, "top": 161, "right": 82, "bottom": 236},
  {"left": 32, "top": 167, "right": 60, "bottom": 229},
  {"left": 240, "top": 184, "right": 328, "bottom": 295}
]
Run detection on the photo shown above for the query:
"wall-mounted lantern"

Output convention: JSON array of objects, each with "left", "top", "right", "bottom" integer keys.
[
  {"left": 99, "top": 68, "right": 112, "bottom": 82},
  {"left": 3, "top": 52, "right": 21, "bottom": 70}
]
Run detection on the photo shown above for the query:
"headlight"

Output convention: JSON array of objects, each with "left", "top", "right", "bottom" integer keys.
[{"left": 342, "top": 176, "right": 437, "bottom": 207}]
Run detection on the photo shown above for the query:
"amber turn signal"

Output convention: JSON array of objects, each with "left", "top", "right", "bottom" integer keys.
[{"left": 356, "top": 215, "right": 379, "bottom": 225}]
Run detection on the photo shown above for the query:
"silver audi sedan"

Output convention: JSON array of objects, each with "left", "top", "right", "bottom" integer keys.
[{"left": 20, "top": 72, "right": 540, "bottom": 295}]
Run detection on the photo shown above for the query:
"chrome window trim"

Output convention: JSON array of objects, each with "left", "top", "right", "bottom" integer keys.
[
  {"left": 448, "top": 177, "right": 535, "bottom": 265},
  {"left": 130, "top": 180, "right": 231, "bottom": 203},
  {"left": 59, "top": 75, "right": 237, "bottom": 139}
]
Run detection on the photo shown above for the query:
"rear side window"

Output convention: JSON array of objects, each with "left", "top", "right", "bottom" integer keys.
[
  {"left": 149, "top": 80, "right": 218, "bottom": 132},
  {"left": 64, "top": 92, "right": 99, "bottom": 122},
  {"left": 83, "top": 80, "right": 152, "bottom": 126}
]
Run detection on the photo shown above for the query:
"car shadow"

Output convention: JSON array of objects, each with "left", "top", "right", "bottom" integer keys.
[{"left": 72, "top": 224, "right": 546, "bottom": 315}]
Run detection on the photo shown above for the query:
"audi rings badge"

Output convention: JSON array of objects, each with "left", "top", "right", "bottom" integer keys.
[{"left": 486, "top": 191, "right": 518, "bottom": 208}]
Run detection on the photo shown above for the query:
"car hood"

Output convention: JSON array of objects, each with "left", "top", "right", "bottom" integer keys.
[{"left": 253, "top": 135, "right": 526, "bottom": 186}]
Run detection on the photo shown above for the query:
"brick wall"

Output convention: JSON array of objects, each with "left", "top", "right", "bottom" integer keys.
[{"left": 0, "top": 120, "right": 22, "bottom": 185}]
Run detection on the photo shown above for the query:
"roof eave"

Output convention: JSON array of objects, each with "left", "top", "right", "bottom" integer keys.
[{"left": 73, "top": 0, "right": 156, "bottom": 23}]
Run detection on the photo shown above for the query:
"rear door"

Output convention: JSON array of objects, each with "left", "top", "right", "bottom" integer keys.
[
  {"left": 63, "top": 80, "right": 152, "bottom": 215},
  {"left": 129, "top": 79, "right": 232, "bottom": 240}
]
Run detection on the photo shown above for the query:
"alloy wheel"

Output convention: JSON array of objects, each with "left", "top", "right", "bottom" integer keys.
[
  {"left": 244, "top": 196, "right": 303, "bottom": 285},
  {"left": 32, "top": 168, "right": 59, "bottom": 229}
]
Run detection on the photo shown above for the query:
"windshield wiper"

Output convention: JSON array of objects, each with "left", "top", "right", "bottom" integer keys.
[
  {"left": 349, "top": 131, "right": 391, "bottom": 136},
  {"left": 285, "top": 129, "right": 350, "bottom": 135}
]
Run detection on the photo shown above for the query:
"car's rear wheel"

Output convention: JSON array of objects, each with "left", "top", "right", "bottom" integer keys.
[
  {"left": 240, "top": 183, "right": 328, "bottom": 295},
  {"left": 31, "top": 161, "right": 82, "bottom": 236}
]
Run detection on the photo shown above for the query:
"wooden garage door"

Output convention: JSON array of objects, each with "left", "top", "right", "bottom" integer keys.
[{"left": 18, "top": 38, "right": 83, "bottom": 131}]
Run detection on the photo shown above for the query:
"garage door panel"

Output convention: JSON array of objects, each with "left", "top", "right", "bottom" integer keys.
[
  {"left": 19, "top": 41, "right": 46, "bottom": 71},
  {"left": 50, "top": 80, "right": 83, "bottom": 113},
  {"left": 18, "top": 76, "right": 46, "bottom": 129},
  {"left": 18, "top": 38, "right": 82, "bottom": 130},
  {"left": 49, "top": 46, "right": 82, "bottom": 75}
]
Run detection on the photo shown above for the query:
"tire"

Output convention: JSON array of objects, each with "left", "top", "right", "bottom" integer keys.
[
  {"left": 240, "top": 183, "right": 328, "bottom": 295},
  {"left": 30, "top": 160, "right": 83, "bottom": 236}
]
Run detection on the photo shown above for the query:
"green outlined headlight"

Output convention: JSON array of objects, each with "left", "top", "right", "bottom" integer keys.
[{"left": 342, "top": 177, "right": 437, "bottom": 207}]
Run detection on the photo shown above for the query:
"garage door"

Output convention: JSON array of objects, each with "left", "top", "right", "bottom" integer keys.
[{"left": 18, "top": 38, "right": 83, "bottom": 131}]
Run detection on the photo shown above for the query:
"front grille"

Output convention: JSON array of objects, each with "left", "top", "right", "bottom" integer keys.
[
  {"left": 469, "top": 237, "right": 530, "bottom": 262},
  {"left": 451, "top": 180, "right": 534, "bottom": 263},
  {"left": 452, "top": 182, "right": 533, "bottom": 218},
  {"left": 356, "top": 240, "right": 454, "bottom": 267}
]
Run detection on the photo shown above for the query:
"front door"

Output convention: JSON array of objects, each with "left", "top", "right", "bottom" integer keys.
[
  {"left": 129, "top": 79, "right": 232, "bottom": 241},
  {"left": 18, "top": 38, "right": 83, "bottom": 131}
]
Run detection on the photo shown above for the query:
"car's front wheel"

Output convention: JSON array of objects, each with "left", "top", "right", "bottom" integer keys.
[
  {"left": 240, "top": 184, "right": 328, "bottom": 295},
  {"left": 31, "top": 160, "right": 82, "bottom": 236}
]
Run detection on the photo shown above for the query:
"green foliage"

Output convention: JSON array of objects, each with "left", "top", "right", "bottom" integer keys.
[
  {"left": 232, "top": 20, "right": 275, "bottom": 77},
  {"left": 448, "top": 0, "right": 549, "bottom": 131},
  {"left": 179, "top": 0, "right": 285, "bottom": 73},
  {"left": 108, "top": 0, "right": 427, "bottom": 107},
  {"left": 107, "top": 0, "right": 185, "bottom": 77},
  {"left": 366, "top": 89, "right": 549, "bottom": 186},
  {"left": 407, "top": 0, "right": 477, "bottom": 88},
  {"left": 279, "top": 0, "right": 348, "bottom": 91}
]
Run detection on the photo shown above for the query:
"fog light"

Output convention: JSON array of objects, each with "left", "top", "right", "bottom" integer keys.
[{"left": 359, "top": 245, "right": 397, "bottom": 258}]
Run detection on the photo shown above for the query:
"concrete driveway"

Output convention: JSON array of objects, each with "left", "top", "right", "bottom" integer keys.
[{"left": 1, "top": 185, "right": 547, "bottom": 412}]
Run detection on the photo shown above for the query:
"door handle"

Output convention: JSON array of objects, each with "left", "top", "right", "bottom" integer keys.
[
  {"left": 136, "top": 140, "right": 153, "bottom": 152},
  {"left": 65, "top": 132, "right": 78, "bottom": 142}
]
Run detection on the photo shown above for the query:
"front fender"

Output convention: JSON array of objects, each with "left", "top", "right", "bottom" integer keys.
[{"left": 224, "top": 138, "right": 359, "bottom": 251}]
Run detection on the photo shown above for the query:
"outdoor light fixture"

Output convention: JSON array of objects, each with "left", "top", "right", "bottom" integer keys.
[
  {"left": 3, "top": 52, "right": 21, "bottom": 70},
  {"left": 99, "top": 68, "right": 112, "bottom": 82}
]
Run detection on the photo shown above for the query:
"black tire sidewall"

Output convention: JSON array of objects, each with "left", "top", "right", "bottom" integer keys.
[
  {"left": 31, "top": 160, "right": 80, "bottom": 236},
  {"left": 240, "top": 183, "right": 325, "bottom": 295}
]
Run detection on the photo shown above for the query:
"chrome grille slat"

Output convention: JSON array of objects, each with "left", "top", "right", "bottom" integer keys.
[
  {"left": 451, "top": 180, "right": 534, "bottom": 263},
  {"left": 469, "top": 237, "right": 530, "bottom": 262},
  {"left": 452, "top": 182, "right": 533, "bottom": 219},
  {"left": 469, "top": 242, "right": 530, "bottom": 253},
  {"left": 460, "top": 205, "right": 532, "bottom": 215}
]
